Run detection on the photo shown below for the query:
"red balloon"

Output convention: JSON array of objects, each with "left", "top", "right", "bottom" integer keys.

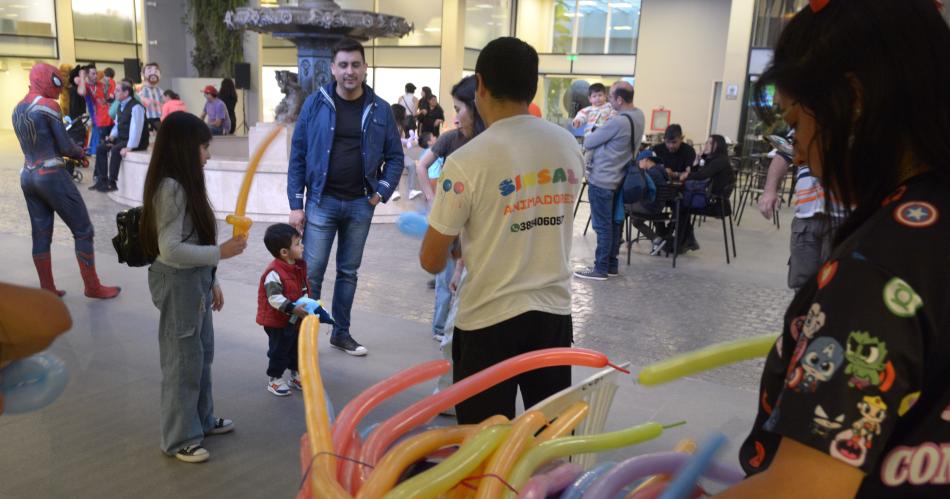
[{"left": 357, "top": 348, "right": 609, "bottom": 489}]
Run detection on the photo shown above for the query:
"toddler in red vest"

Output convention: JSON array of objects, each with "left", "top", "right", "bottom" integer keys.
[{"left": 256, "top": 223, "right": 309, "bottom": 396}]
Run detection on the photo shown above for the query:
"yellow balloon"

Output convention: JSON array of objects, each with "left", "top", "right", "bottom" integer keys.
[
  {"left": 638, "top": 334, "right": 777, "bottom": 386},
  {"left": 535, "top": 401, "right": 589, "bottom": 443},
  {"left": 505, "top": 422, "right": 665, "bottom": 499},
  {"left": 226, "top": 123, "right": 283, "bottom": 237},
  {"left": 628, "top": 438, "right": 697, "bottom": 496},
  {"left": 299, "top": 316, "right": 351, "bottom": 498},
  {"left": 474, "top": 411, "right": 547, "bottom": 499},
  {"left": 358, "top": 426, "right": 477, "bottom": 499},
  {"left": 384, "top": 425, "right": 512, "bottom": 499}
]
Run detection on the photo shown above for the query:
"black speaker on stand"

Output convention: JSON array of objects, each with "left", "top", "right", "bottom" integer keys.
[
  {"left": 234, "top": 62, "right": 251, "bottom": 134},
  {"left": 123, "top": 58, "right": 142, "bottom": 84}
]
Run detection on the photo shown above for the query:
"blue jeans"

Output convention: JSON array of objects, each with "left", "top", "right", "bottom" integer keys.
[
  {"left": 303, "top": 195, "right": 375, "bottom": 340},
  {"left": 148, "top": 262, "right": 216, "bottom": 455},
  {"left": 433, "top": 257, "right": 456, "bottom": 335},
  {"left": 588, "top": 184, "right": 622, "bottom": 274}
]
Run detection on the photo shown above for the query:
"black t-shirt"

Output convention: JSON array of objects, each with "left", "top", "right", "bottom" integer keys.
[
  {"left": 421, "top": 104, "right": 444, "bottom": 137},
  {"left": 430, "top": 129, "right": 469, "bottom": 159},
  {"left": 67, "top": 86, "right": 86, "bottom": 120},
  {"left": 324, "top": 92, "right": 367, "bottom": 200},
  {"left": 740, "top": 172, "right": 950, "bottom": 497},
  {"left": 653, "top": 142, "right": 696, "bottom": 173}
]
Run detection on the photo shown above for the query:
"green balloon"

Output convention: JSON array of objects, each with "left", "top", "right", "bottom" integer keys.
[{"left": 638, "top": 334, "right": 778, "bottom": 386}]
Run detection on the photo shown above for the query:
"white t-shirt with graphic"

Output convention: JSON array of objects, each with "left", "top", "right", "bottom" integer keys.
[{"left": 428, "top": 114, "right": 585, "bottom": 331}]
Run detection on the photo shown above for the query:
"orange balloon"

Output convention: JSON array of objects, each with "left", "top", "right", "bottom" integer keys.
[
  {"left": 474, "top": 410, "right": 548, "bottom": 499},
  {"left": 535, "top": 401, "right": 589, "bottom": 443},
  {"left": 360, "top": 348, "right": 609, "bottom": 476},
  {"left": 226, "top": 123, "right": 283, "bottom": 237}
]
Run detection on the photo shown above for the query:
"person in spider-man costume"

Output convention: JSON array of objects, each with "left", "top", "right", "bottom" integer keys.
[{"left": 12, "top": 62, "right": 120, "bottom": 299}]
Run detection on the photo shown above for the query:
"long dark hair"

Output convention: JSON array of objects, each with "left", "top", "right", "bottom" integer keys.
[
  {"left": 140, "top": 112, "right": 216, "bottom": 259},
  {"left": 451, "top": 75, "right": 486, "bottom": 137},
  {"left": 219, "top": 77, "right": 237, "bottom": 102},
  {"left": 707, "top": 134, "right": 728, "bottom": 159},
  {"left": 754, "top": 0, "right": 950, "bottom": 244}
]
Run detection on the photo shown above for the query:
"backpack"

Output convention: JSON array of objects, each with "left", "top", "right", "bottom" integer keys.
[
  {"left": 683, "top": 179, "right": 711, "bottom": 210},
  {"left": 619, "top": 114, "right": 655, "bottom": 203},
  {"left": 112, "top": 206, "right": 154, "bottom": 267}
]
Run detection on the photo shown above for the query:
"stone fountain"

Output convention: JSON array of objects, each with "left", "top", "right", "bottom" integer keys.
[{"left": 110, "top": 0, "right": 416, "bottom": 223}]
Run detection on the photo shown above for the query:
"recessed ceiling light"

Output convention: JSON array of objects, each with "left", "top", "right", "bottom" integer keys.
[
  {"left": 475, "top": 3, "right": 493, "bottom": 8},
  {"left": 424, "top": 27, "right": 441, "bottom": 32},
  {"left": 612, "top": 25, "right": 632, "bottom": 30},
  {"left": 579, "top": 1, "right": 597, "bottom": 6}
]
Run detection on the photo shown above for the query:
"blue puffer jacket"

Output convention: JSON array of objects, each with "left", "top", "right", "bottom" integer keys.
[{"left": 287, "top": 82, "right": 404, "bottom": 214}]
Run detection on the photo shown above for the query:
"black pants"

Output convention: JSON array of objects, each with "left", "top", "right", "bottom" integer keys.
[
  {"left": 147, "top": 118, "right": 161, "bottom": 134},
  {"left": 452, "top": 311, "right": 573, "bottom": 424},
  {"left": 94, "top": 140, "right": 126, "bottom": 184},
  {"left": 264, "top": 324, "right": 299, "bottom": 378}
]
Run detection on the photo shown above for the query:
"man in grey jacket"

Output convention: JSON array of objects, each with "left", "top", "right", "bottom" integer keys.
[{"left": 574, "top": 81, "right": 644, "bottom": 280}]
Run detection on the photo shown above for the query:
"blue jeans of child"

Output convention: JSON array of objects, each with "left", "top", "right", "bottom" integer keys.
[
  {"left": 587, "top": 184, "right": 622, "bottom": 274},
  {"left": 303, "top": 195, "right": 375, "bottom": 340},
  {"left": 433, "top": 257, "right": 456, "bottom": 335},
  {"left": 148, "top": 262, "right": 217, "bottom": 455}
]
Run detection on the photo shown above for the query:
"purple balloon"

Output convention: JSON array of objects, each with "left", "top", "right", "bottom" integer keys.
[
  {"left": 519, "top": 462, "right": 585, "bottom": 499},
  {"left": 581, "top": 452, "right": 744, "bottom": 499}
]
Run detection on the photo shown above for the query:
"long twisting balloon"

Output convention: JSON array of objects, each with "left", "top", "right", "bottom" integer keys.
[
  {"left": 226, "top": 124, "right": 284, "bottom": 237},
  {"left": 637, "top": 334, "right": 777, "bottom": 386}
]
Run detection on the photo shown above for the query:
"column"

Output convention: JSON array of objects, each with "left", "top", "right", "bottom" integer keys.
[
  {"left": 714, "top": 0, "right": 755, "bottom": 141},
  {"left": 439, "top": 0, "right": 465, "bottom": 125}
]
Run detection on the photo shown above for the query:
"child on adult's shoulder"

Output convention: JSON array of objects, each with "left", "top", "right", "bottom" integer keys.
[
  {"left": 256, "top": 223, "right": 309, "bottom": 397},
  {"left": 571, "top": 83, "right": 616, "bottom": 135}
]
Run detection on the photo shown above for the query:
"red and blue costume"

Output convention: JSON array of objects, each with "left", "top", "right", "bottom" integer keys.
[{"left": 12, "top": 63, "right": 120, "bottom": 298}]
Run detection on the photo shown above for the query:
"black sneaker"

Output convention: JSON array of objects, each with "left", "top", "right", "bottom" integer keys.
[
  {"left": 107, "top": 181, "right": 118, "bottom": 192},
  {"left": 205, "top": 417, "right": 234, "bottom": 435},
  {"left": 330, "top": 335, "right": 368, "bottom": 356},
  {"left": 573, "top": 268, "right": 608, "bottom": 281},
  {"left": 87, "top": 182, "right": 102, "bottom": 191},
  {"left": 608, "top": 269, "right": 619, "bottom": 277},
  {"left": 175, "top": 444, "right": 209, "bottom": 463},
  {"left": 427, "top": 279, "right": 436, "bottom": 289},
  {"left": 650, "top": 238, "right": 668, "bottom": 256}
]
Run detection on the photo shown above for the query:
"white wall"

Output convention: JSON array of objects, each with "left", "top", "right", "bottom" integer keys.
[
  {"left": 634, "top": 0, "right": 732, "bottom": 143},
  {"left": 0, "top": 60, "right": 36, "bottom": 131}
]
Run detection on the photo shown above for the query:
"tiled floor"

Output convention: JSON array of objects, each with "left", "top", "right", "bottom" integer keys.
[{"left": 0, "top": 131, "right": 796, "bottom": 498}]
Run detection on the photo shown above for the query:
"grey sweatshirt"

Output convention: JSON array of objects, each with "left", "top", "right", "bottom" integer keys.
[
  {"left": 154, "top": 177, "right": 220, "bottom": 269},
  {"left": 583, "top": 108, "right": 645, "bottom": 190}
]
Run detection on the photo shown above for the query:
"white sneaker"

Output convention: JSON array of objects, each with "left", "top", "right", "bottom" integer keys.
[
  {"left": 409, "top": 189, "right": 423, "bottom": 200},
  {"left": 175, "top": 444, "right": 210, "bottom": 463},
  {"left": 391, "top": 191, "right": 402, "bottom": 201},
  {"left": 289, "top": 371, "right": 303, "bottom": 390},
  {"left": 268, "top": 377, "right": 291, "bottom": 396}
]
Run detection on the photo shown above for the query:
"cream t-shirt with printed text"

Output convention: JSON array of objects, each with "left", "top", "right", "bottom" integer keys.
[{"left": 428, "top": 114, "right": 584, "bottom": 330}]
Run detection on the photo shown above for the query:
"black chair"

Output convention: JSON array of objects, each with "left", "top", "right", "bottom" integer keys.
[
  {"left": 624, "top": 183, "right": 683, "bottom": 268},
  {"left": 573, "top": 180, "right": 593, "bottom": 236},
  {"left": 690, "top": 181, "right": 737, "bottom": 264}
]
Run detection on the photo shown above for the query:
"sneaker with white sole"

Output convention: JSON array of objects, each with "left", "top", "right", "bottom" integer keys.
[
  {"left": 608, "top": 269, "right": 619, "bottom": 277},
  {"left": 573, "top": 267, "right": 608, "bottom": 281},
  {"left": 176, "top": 444, "right": 209, "bottom": 463},
  {"left": 433, "top": 332, "right": 445, "bottom": 343},
  {"left": 289, "top": 371, "right": 303, "bottom": 391},
  {"left": 409, "top": 189, "right": 423, "bottom": 200},
  {"left": 650, "top": 238, "right": 667, "bottom": 256},
  {"left": 391, "top": 191, "right": 402, "bottom": 201},
  {"left": 268, "top": 377, "right": 291, "bottom": 396},
  {"left": 330, "top": 335, "right": 368, "bottom": 356},
  {"left": 206, "top": 417, "right": 234, "bottom": 435}
]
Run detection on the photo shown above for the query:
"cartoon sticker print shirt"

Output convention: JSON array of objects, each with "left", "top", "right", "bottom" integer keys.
[
  {"left": 740, "top": 172, "right": 950, "bottom": 497},
  {"left": 427, "top": 115, "right": 584, "bottom": 331}
]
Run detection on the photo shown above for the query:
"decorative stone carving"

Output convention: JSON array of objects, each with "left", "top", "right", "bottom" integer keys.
[
  {"left": 224, "top": 3, "right": 412, "bottom": 41},
  {"left": 274, "top": 71, "right": 305, "bottom": 124}
]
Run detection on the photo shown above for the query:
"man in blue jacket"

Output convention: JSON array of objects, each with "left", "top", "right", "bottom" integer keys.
[{"left": 287, "top": 38, "right": 404, "bottom": 356}]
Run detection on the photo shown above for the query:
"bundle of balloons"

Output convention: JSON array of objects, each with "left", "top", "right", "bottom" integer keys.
[{"left": 294, "top": 315, "right": 777, "bottom": 499}]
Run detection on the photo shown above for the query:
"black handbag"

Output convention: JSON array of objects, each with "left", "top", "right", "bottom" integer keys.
[{"left": 112, "top": 206, "right": 154, "bottom": 267}]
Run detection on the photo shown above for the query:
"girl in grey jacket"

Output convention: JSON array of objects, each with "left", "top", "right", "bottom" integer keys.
[{"left": 139, "top": 111, "right": 247, "bottom": 463}]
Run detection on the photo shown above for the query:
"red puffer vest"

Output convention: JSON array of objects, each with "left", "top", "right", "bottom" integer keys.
[{"left": 256, "top": 258, "right": 309, "bottom": 328}]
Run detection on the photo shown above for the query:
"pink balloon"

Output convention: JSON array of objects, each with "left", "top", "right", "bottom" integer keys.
[
  {"left": 358, "top": 348, "right": 610, "bottom": 488},
  {"left": 332, "top": 360, "right": 450, "bottom": 457},
  {"left": 518, "top": 462, "right": 584, "bottom": 499}
]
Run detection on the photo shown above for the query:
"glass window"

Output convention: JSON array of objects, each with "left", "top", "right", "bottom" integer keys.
[
  {"left": 0, "top": 0, "right": 56, "bottom": 37},
  {"left": 375, "top": 0, "right": 443, "bottom": 46},
  {"left": 751, "top": 0, "right": 807, "bottom": 48},
  {"left": 542, "top": 75, "right": 619, "bottom": 124},
  {"left": 72, "top": 0, "right": 137, "bottom": 43},
  {"left": 371, "top": 67, "right": 441, "bottom": 106},
  {"left": 551, "top": 0, "right": 640, "bottom": 55},
  {"left": 464, "top": 0, "right": 512, "bottom": 49}
]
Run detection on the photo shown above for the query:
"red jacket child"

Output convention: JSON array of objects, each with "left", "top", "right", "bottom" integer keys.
[{"left": 256, "top": 258, "right": 308, "bottom": 329}]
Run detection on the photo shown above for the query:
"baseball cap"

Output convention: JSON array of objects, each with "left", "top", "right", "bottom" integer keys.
[
  {"left": 663, "top": 124, "right": 683, "bottom": 141},
  {"left": 202, "top": 85, "right": 218, "bottom": 96},
  {"left": 636, "top": 149, "right": 658, "bottom": 163}
]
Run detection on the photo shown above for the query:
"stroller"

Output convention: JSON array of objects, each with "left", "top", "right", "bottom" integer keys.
[{"left": 63, "top": 114, "right": 90, "bottom": 183}]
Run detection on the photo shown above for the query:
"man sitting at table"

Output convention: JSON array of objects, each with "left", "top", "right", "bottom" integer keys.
[{"left": 653, "top": 124, "right": 695, "bottom": 175}]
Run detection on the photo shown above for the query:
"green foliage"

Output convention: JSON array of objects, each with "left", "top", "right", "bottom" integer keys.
[{"left": 186, "top": 0, "right": 248, "bottom": 77}]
